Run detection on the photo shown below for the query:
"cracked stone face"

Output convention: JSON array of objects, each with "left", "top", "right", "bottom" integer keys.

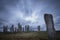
[{"left": 44, "top": 14, "right": 56, "bottom": 40}]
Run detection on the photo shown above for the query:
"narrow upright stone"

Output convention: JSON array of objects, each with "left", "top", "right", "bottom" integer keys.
[
  {"left": 17, "top": 23, "right": 22, "bottom": 32},
  {"left": 38, "top": 26, "right": 40, "bottom": 32},
  {"left": 23, "top": 27, "right": 24, "bottom": 32},
  {"left": 15, "top": 27, "right": 17, "bottom": 32},
  {"left": 3, "top": 25, "right": 8, "bottom": 32},
  {"left": 25, "top": 25, "right": 29, "bottom": 32},
  {"left": 44, "top": 14, "right": 56, "bottom": 40},
  {"left": 10, "top": 25, "right": 14, "bottom": 32}
]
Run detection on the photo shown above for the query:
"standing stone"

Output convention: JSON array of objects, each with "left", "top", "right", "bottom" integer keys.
[
  {"left": 10, "top": 25, "right": 14, "bottom": 32},
  {"left": 25, "top": 25, "right": 29, "bottom": 32},
  {"left": 38, "top": 26, "right": 40, "bottom": 32},
  {"left": 15, "top": 27, "right": 17, "bottom": 32},
  {"left": 3, "top": 25, "right": 8, "bottom": 32},
  {"left": 23, "top": 27, "right": 24, "bottom": 32},
  {"left": 17, "top": 23, "right": 22, "bottom": 32},
  {"left": 44, "top": 14, "right": 56, "bottom": 40}
]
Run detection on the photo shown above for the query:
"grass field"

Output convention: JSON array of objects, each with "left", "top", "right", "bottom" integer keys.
[{"left": 0, "top": 31, "right": 60, "bottom": 40}]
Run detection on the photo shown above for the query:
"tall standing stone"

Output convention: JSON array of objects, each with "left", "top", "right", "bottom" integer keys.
[
  {"left": 44, "top": 14, "right": 56, "bottom": 40},
  {"left": 23, "top": 27, "right": 24, "bottom": 32},
  {"left": 17, "top": 23, "right": 22, "bottom": 32},
  {"left": 10, "top": 25, "right": 14, "bottom": 32},
  {"left": 38, "top": 26, "right": 40, "bottom": 32},
  {"left": 15, "top": 27, "right": 17, "bottom": 32},
  {"left": 3, "top": 25, "right": 8, "bottom": 32},
  {"left": 25, "top": 25, "right": 29, "bottom": 32}
]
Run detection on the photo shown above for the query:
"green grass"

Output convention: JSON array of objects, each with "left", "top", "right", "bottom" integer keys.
[{"left": 0, "top": 31, "right": 60, "bottom": 40}]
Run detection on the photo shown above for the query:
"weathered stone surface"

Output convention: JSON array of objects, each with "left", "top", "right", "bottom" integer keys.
[
  {"left": 23, "top": 27, "right": 24, "bottom": 32},
  {"left": 25, "top": 25, "right": 29, "bottom": 32},
  {"left": 10, "top": 25, "right": 14, "bottom": 32},
  {"left": 17, "top": 23, "right": 22, "bottom": 32},
  {"left": 44, "top": 14, "right": 56, "bottom": 40},
  {"left": 38, "top": 26, "right": 40, "bottom": 32},
  {"left": 3, "top": 25, "right": 8, "bottom": 32}
]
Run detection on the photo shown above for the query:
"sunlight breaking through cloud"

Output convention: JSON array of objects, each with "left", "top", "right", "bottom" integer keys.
[{"left": 0, "top": 0, "right": 60, "bottom": 31}]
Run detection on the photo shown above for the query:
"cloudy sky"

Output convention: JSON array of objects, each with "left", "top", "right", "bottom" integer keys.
[{"left": 0, "top": 0, "right": 60, "bottom": 31}]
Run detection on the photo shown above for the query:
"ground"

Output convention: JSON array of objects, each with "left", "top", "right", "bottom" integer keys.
[{"left": 0, "top": 31, "right": 60, "bottom": 40}]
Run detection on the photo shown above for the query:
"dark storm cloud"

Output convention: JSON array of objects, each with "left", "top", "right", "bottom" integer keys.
[
  {"left": 0, "top": 0, "right": 60, "bottom": 31},
  {"left": 0, "top": 0, "right": 19, "bottom": 22},
  {"left": 0, "top": 0, "right": 18, "bottom": 11}
]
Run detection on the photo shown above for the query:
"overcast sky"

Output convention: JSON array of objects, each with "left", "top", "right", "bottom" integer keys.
[{"left": 0, "top": 0, "right": 60, "bottom": 31}]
